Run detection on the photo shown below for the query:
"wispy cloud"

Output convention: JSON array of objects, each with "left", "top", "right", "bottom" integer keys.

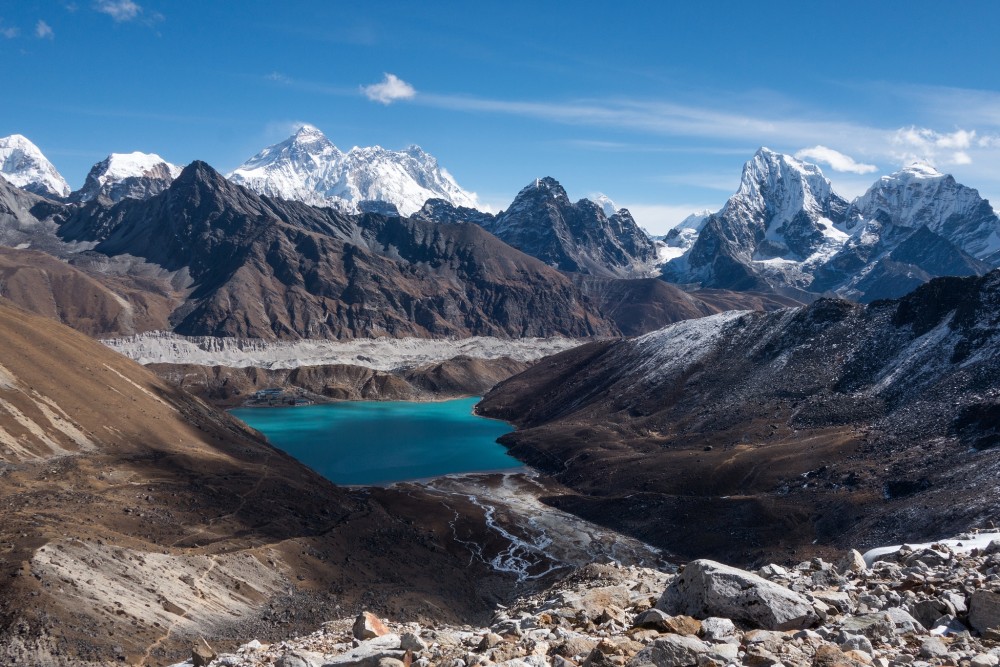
[
  {"left": 361, "top": 73, "right": 416, "bottom": 105},
  {"left": 92, "top": 0, "right": 160, "bottom": 24},
  {"left": 795, "top": 145, "right": 877, "bottom": 174},
  {"left": 890, "top": 126, "right": 990, "bottom": 167},
  {"left": 35, "top": 20, "right": 54, "bottom": 39},
  {"left": 0, "top": 22, "right": 19, "bottom": 39}
]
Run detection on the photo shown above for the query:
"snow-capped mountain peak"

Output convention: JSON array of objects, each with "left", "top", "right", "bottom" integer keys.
[
  {"left": 676, "top": 209, "right": 713, "bottom": 232},
  {"left": 589, "top": 193, "right": 618, "bottom": 217},
  {"left": 846, "top": 162, "right": 1000, "bottom": 262},
  {"left": 0, "top": 134, "right": 70, "bottom": 198},
  {"left": 72, "top": 152, "right": 182, "bottom": 203},
  {"left": 730, "top": 147, "right": 840, "bottom": 226},
  {"left": 228, "top": 126, "right": 481, "bottom": 216}
]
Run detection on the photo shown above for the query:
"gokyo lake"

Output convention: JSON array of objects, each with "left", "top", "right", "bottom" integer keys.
[{"left": 230, "top": 397, "right": 519, "bottom": 486}]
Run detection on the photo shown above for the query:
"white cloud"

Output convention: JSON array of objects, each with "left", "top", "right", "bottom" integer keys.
[
  {"left": 0, "top": 24, "right": 18, "bottom": 39},
  {"left": 623, "top": 203, "right": 723, "bottom": 235},
  {"left": 361, "top": 73, "right": 416, "bottom": 105},
  {"left": 794, "top": 145, "right": 877, "bottom": 174},
  {"left": 35, "top": 20, "right": 53, "bottom": 39},
  {"left": 890, "top": 126, "right": 995, "bottom": 166},
  {"left": 93, "top": 0, "right": 141, "bottom": 22}
]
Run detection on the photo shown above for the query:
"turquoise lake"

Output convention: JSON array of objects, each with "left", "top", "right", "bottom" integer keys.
[{"left": 230, "top": 397, "right": 519, "bottom": 486}]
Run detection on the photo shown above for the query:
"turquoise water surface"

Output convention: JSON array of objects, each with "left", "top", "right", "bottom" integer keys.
[{"left": 230, "top": 397, "right": 519, "bottom": 486}]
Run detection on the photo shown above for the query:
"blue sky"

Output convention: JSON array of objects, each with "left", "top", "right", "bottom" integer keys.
[{"left": 3, "top": 1, "right": 1000, "bottom": 232}]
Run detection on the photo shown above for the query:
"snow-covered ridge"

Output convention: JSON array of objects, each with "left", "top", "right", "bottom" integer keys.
[
  {"left": 102, "top": 332, "right": 585, "bottom": 371},
  {"left": 629, "top": 310, "right": 748, "bottom": 383},
  {"left": 228, "top": 125, "right": 482, "bottom": 216},
  {"left": 0, "top": 134, "right": 70, "bottom": 198}
]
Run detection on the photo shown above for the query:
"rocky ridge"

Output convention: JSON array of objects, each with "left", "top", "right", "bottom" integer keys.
[
  {"left": 415, "top": 178, "right": 659, "bottom": 278},
  {"left": 169, "top": 534, "right": 1000, "bottom": 667}
]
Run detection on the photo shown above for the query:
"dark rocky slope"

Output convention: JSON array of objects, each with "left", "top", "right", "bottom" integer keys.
[
  {"left": 479, "top": 271, "right": 1000, "bottom": 565},
  {"left": 55, "top": 162, "right": 616, "bottom": 340},
  {"left": 416, "top": 178, "right": 659, "bottom": 278}
]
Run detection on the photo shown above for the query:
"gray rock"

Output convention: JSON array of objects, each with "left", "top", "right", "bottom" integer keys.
[
  {"left": 277, "top": 652, "right": 326, "bottom": 667},
  {"left": 839, "top": 614, "right": 895, "bottom": 640},
  {"left": 929, "top": 614, "right": 968, "bottom": 637},
  {"left": 839, "top": 633, "right": 874, "bottom": 654},
  {"left": 969, "top": 590, "right": 1000, "bottom": 634},
  {"left": 698, "top": 617, "right": 736, "bottom": 642},
  {"left": 836, "top": 549, "right": 867, "bottom": 575},
  {"left": 907, "top": 599, "right": 953, "bottom": 630},
  {"left": 971, "top": 654, "right": 1000, "bottom": 667},
  {"left": 634, "top": 609, "right": 672, "bottom": 629},
  {"left": 658, "top": 559, "right": 819, "bottom": 631},
  {"left": 884, "top": 607, "right": 926, "bottom": 634},
  {"left": 400, "top": 632, "right": 427, "bottom": 652},
  {"left": 323, "top": 634, "right": 404, "bottom": 667},
  {"left": 628, "top": 635, "right": 709, "bottom": 667},
  {"left": 919, "top": 637, "right": 948, "bottom": 659}
]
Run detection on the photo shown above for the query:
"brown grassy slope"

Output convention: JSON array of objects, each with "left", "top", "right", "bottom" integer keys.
[
  {"left": 0, "top": 246, "right": 174, "bottom": 337},
  {"left": 0, "top": 300, "right": 516, "bottom": 666}
]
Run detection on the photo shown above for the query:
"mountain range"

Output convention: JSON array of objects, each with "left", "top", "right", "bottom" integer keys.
[
  {"left": 8, "top": 130, "right": 1000, "bottom": 297},
  {"left": 663, "top": 148, "right": 1000, "bottom": 301}
]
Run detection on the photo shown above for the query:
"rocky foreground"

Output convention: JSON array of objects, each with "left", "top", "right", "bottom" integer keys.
[{"left": 174, "top": 534, "right": 1000, "bottom": 667}]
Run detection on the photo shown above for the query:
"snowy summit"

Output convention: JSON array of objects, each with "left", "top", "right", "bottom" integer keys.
[
  {"left": 228, "top": 124, "right": 482, "bottom": 216},
  {"left": 73, "top": 152, "right": 183, "bottom": 203},
  {"left": 0, "top": 134, "right": 70, "bottom": 198}
]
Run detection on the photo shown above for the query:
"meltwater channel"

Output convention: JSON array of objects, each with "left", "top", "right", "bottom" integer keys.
[{"left": 230, "top": 397, "right": 520, "bottom": 486}]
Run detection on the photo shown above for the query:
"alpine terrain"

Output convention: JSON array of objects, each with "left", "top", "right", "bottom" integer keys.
[
  {"left": 228, "top": 125, "right": 482, "bottom": 215},
  {"left": 663, "top": 149, "right": 1000, "bottom": 301}
]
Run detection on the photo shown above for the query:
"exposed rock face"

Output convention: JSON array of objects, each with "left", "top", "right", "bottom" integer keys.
[
  {"left": 416, "top": 178, "right": 659, "bottom": 278},
  {"left": 658, "top": 560, "right": 818, "bottom": 630},
  {"left": 56, "top": 162, "right": 617, "bottom": 340},
  {"left": 71, "top": 151, "right": 182, "bottom": 203},
  {"left": 479, "top": 271, "right": 1000, "bottom": 563}
]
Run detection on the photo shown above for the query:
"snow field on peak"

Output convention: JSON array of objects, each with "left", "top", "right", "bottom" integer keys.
[
  {"left": 97, "top": 152, "right": 182, "bottom": 183},
  {"left": 228, "top": 126, "right": 482, "bottom": 216},
  {"left": 0, "top": 134, "right": 71, "bottom": 197}
]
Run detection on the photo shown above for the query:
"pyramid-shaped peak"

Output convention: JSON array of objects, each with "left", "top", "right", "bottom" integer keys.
[{"left": 517, "top": 176, "right": 568, "bottom": 199}]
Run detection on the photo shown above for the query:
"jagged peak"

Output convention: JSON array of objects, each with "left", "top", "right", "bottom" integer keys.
[
  {"left": 515, "top": 177, "right": 568, "bottom": 201},
  {"left": 0, "top": 133, "right": 71, "bottom": 198}
]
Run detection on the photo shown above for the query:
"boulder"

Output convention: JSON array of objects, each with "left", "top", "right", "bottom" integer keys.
[
  {"left": 192, "top": 639, "right": 217, "bottom": 667},
  {"left": 883, "top": 607, "right": 925, "bottom": 634},
  {"left": 400, "top": 633, "right": 427, "bottom": 652},
  {"left": 354, "top": 612, "right": 392, "bottom": 640},
  {"left": 698, "top": 617, "right": 736, "bottom": 642},
  {"left": 658, "top": 559, "right": 819, "bottom": 631},
  {"left": 969, "top": 590, "right": 1000, "bottom": 634},
  {"left": 627, "top": 635, "right": 710, "bottom": 667},
  {"left": 324, "top": 634, "right": 404, "bottom": 667},
  {"left": 836, "top": 550, "right": 867, "bottom": 575},
  {"left": 276, "top": 652, "right": 325, "bottom": 667}
]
